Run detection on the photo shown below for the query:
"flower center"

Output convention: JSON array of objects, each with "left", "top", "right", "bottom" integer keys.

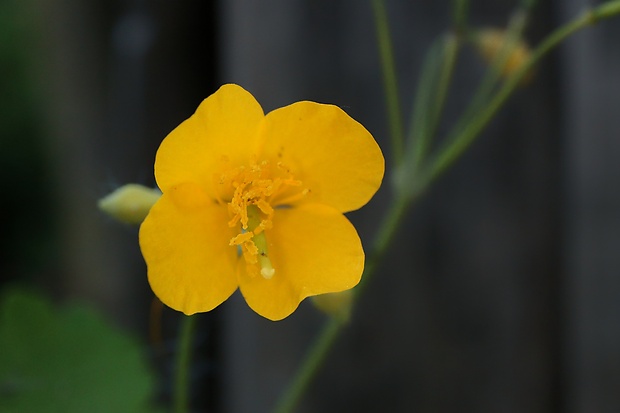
[{"left": 218, "top": 159, "right": 306, "bottom": 279}]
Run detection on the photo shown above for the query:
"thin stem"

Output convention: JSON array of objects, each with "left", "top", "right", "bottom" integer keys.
[
  {"left": 271, "top": 194, "right": 411, "bottom": 413},
  {"left": 430, "top": 34, "right": 459, "bottom": 141},
  {"left": 269, "top": 2, "right": 620, "bottom": 413},
  {"left": 595, "top": 0, "right": 620, "bottom": 19},
  {"left": 173, "top": 315, "right": 197, "bottom": 413},
  {"left": 407, "top": 37, "right": 446, "bottom": 171},
  {"left": 452, "top": 0, "right": 469, "bottom": 34},
  {"left": 372, "top": 0, "right": 405, "bottom": 165},
  {"left": 407, "top": 33, "right": 459, "bottom": 173},
  {"left": 271, "top": 317, "right": 341, "bottom": 413},
  {"left": 358, "top": 194, "right": 411, "bottom": 292},
  {"left": 451, "top": 8, "right": 529, "bottom": 139},
  {"left": 426, "top": 2, "right": 620, "bottom": 186},
  {"left": 396, "top": 33, "right": 459, "bottom": 198}
]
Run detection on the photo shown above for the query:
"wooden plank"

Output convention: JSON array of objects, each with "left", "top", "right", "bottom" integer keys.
[{"left": 560, "top": 1, "right": 620, "bottom": 411}]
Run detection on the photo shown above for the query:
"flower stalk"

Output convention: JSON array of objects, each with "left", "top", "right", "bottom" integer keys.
[
  {"left": 406, "top": 33, "right": 459, "bottom": 178},
  {"left": 271, "top": 192, "right": 411, "bottom": 413},
  {"left": 173, "top": 315, "right": 196, "bottom": 413},
  {"left": 271, "top": 317, "right": 342, "bottom": 413},
  {"left": 372, "top": 0, "right": 405, "bottom": 165},
  {"left": 270, "top": 2, "right": 620, "bottom": 413},
  {"left": 426, "top": 1, "right": 620, "bottom": 185}
]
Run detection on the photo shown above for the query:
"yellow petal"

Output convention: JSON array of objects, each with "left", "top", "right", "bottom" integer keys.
[
  {"left": 139, "top": 182, "right": 238, "bottom": 314},
  {"left": 238, "top": 203, "right": 364, "bottom": 321},
  {"left": 259, "top": 101, "right": 384, "bottom": 213},
  {"left": 155, "top": 84, "right": 265, "bottom": 195}
]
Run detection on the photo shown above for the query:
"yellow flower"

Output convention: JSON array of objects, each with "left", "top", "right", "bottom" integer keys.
[{"left": 139, "top": 84, "right": 384, "bottom": 321}]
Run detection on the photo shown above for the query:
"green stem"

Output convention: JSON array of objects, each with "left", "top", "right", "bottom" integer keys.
[
  {"left": 407, "top": 37, "right": 447, "bottom": 171},
  {"left": 452, "top": 0, "right": 469, "bottom": 34},
  {"left": 390, "top": 15, "right": 461, "bottom": 198},
  {"left": 597, "top": 0, "right": 620, "bottom": 18},
  {"left": 395, "top": 32, "right": 459, "bottom": 199},
  {"left": 358, "top": 194, "right": 411, "bottom": 292},
  {"left": 173, "top": 315, "right": 196, "bottom": 413},
  {"left": 426, "top": 1, "right": 620, "bottom": 185},
  {"left": 451, "top": 8, "right": 529, "bottom": 139},
  {"left": 372, "top": 0, "right": 405, "bottom": 165},
  {"left": 271, "top": 194, "right": 411, "bottom": 413},
  {"left": 270, "top": 2, "right": 620, "bottom": 413},
  {"left": 271, "top": 317, "right": 341, "bottom": 413},
  {"left": 430, "top": 34, "right": 459, "bottom": 141}
]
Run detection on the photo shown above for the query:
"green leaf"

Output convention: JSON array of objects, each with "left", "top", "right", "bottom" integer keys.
[{"left": 0, "top": 288, "right": 160, "bottom": 413}]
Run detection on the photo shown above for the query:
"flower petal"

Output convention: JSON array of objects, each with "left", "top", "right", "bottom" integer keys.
[
  {"left": 259, "top": 101, "right": 384, "bottom": 213},
  {"left": 238, "top": 203, "right": 364, "bottom": 320},
  {"left": 155, "top": 84, "right": 265, "bottom": 195},
  {"left": 139, "top": 182, "right": 238, "bottom": 314}
]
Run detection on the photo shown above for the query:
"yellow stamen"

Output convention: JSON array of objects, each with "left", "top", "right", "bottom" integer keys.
[
  {"left": 229, "top": 232, "right": 253, "bottom": 246},
  {"left": 219, "top": 159, "right": 308, "bottom": 279}
]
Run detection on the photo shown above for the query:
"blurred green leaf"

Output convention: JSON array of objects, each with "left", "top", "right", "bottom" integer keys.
[{"left": 0, "top": 288, "right": 160, "bottom": 413}]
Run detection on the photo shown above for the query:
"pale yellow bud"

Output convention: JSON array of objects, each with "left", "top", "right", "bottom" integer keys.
[
  {"left": 311, "top": 290, "right": 354, "bottom": 322},
  {"left": 98, "top": 184, "right": 161, "bottom": 225},
  {"left": 475, "top": 28, "right": 533, "bottom": 82}
]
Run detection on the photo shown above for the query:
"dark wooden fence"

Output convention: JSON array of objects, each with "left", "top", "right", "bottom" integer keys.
[{"left": 32, "top": 0, "right": 620, "bottom": 412}]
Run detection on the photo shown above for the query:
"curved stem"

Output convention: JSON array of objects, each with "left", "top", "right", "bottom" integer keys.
[
  {"left": 411, "top": 33, "right": 459, "bottom": 172},
  {"left": 271, "top": 317, "right": 341, "bottom": 413},
  {"left": 426, "top": 1, "right": 620, "bottom": 186},
  {"left": 173, "top": 314, "right": 196, "bottom": 413},
  {"left": 271, "top": 194, "right": 410, "bottom": 413},
  {"left": 358, "top": 194, "right": 411, "bottom": 293},
  {"left": 372, "top": 0, "right": 405, "bottom": 165},
  {"left": 269, "top": 2, "right": 620, "bottom": 413},
  {"left": 449, "top": 8, "right": 529, "bottom": 142},
  {"left": 452, "top": 0, "right": 469, "bottom": 34},
  {"left": 428, "top": 34, "right": 459, "bottom": 146}
]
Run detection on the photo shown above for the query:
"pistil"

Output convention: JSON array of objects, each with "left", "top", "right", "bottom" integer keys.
[{"left": 246, "top": 205, "right": 275, "bottom": 279}]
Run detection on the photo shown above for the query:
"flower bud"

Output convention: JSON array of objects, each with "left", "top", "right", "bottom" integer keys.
[
  {"left": 311, "top": 290, "right": 353, "bottom": 322},
  {"left": 475, "top": 28, "right": 533, "bottom": 82},
  {"left": 98, "top": 184, "right": 161, "bottom": 225}
]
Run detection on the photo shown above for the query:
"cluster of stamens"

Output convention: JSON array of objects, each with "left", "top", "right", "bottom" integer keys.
[{"left": 217, "top": 159, "right": 306, "bottom": 279}]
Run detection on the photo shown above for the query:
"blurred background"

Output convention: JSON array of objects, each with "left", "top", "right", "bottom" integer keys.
[{"left": 1, "top": 0, "right": 620, "bottom": 412}]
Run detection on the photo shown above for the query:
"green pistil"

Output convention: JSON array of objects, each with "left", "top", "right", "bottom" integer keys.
[{"left": 247, "top": 205, "right": 275, "bottom": 279}]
